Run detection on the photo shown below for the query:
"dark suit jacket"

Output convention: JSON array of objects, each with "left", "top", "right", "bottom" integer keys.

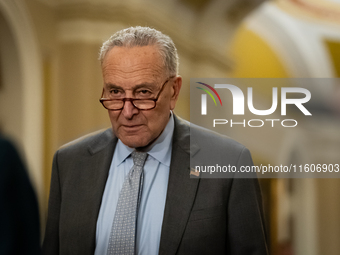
[
  {"left": 0, "top": 136, "right": 41, "bottom": 255},
  {"left": 43, "top": 115, "right": 268, "bottom": 255}
]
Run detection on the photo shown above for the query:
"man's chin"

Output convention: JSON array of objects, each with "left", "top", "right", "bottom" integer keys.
[
  {"left": 120, "top": 137, "right": 151, "bottom": 149},
  {"left": 117, "top": 129, "right": 162, "bottom": 149}
]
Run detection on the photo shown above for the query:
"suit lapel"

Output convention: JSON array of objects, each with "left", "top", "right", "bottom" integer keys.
[
  {"left": 77, "top": 119, "right": 199, "bottom": 254},
  {"left": 159, "top": 115, "right": 200, "bottom": 255},
  {"left": 81, "top": 128, "right": 117, "bottom": 253}
]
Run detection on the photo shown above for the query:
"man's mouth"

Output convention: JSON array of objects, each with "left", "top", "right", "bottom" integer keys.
[{"left": 121, "top": 124, "right": 143, "bottom": 132}]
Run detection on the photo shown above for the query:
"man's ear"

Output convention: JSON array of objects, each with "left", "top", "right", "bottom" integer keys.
[{"left": 170, "top": 76, "right": 182, "bottom": 110}]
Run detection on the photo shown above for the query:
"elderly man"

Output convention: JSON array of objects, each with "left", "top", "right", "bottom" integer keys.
[{"left": 43, "top": 26, "right": 268, "bottom": 255}]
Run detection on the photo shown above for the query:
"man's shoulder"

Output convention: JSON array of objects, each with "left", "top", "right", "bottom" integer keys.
[
  {"left": 174, "top": 116, "right": 253, "bottom": 169},
  {"left": 174, "top": 115, "right": 247, "bottom": 152},
  {"left": 58, "top": 128, "right": 115, "bottom": 155}
]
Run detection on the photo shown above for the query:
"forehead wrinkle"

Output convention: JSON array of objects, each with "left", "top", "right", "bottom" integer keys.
[
  {"left": 102, "top": 56, "right": 165, "bottom": 78},
  {"left": 103, "top": 62, "right": 164, "bottom": 75},
  {"left": 102, "top": 45, "right": 168, "bottom": 88},
  {"left": 103, "top": 66, "right": 165, "bottom": 84}
]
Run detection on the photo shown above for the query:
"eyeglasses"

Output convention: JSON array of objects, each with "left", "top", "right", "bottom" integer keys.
[{"left": 100, "top": 77, "right": 174, "bottom": 111}]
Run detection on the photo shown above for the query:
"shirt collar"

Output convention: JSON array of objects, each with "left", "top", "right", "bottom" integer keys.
[{"left": 115, "top": 111, "right": 174, "bottom": 167}]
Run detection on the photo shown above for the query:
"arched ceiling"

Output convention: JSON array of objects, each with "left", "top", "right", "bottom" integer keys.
[
  {"left": 278, "top": 0, "right": 340, "bottom": 23},
  {"left": 34, "top": 0, "right": 267, "bottom": 74}
]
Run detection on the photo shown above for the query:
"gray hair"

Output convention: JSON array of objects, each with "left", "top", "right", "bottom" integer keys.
[{"left": 99, "top": 26, "right": 179, "bottom": 76}]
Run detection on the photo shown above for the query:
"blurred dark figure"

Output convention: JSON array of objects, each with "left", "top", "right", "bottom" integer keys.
[{"left": 0, "top": 136, "right": 41, "bottom": 255}]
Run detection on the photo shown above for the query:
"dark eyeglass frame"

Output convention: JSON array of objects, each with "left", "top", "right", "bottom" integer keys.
[{"left": 100, "top": 76, "right": 174, "bottom": 111}]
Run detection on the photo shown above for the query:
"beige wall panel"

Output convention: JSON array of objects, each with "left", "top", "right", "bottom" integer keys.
[
  {"left": 175, "top": 51, "right": 192, "bottom": 121},
  {"left": 25, "top": 0, "right": 57, "bottom": 54},
  {"left": 0, "top": 13, "right": 23, "bottom": 143},
  {"left": 57, "top": 42, "right": 110, "bottom": 146},
  {"left": 316, "top": 179, "right": 340, "bottom": 255}
]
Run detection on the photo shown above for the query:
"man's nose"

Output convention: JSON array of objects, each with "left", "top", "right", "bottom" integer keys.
[{"left": 121, "top": 100, "right": 139, "bottom": 119}]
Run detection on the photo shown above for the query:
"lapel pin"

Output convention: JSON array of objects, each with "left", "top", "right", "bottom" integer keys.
[{"left": 190, "top": 167, "right": 200, "bottom": 177}]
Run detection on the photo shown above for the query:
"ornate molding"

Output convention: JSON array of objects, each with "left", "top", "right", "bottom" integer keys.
[{"left": 57, "top": 2, "right": 233, "bottom": 71}]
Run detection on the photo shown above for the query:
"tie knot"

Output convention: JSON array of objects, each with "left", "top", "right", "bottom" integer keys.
[{"left": 131, "top": 151, "right": 148, "bottom": 167}]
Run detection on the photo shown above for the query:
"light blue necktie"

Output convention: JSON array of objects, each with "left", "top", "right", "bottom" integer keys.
[{"left": 107, "top": 151, "right": 148, "bottom": 255}]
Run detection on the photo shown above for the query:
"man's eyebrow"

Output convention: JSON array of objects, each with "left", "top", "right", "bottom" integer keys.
[
  {"left": 134, "top": 83, "right": 156, "bottom": 89},
  {"left": 105, "top": 83, "right": 122, "bottom": 89},
  {"left": 105, "top": 82, "right": 157, "bottom": 90}
]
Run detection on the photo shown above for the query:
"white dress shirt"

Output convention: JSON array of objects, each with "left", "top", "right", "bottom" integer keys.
[{"left": 95, "top": 113, "right": 174, "bottom": 255}]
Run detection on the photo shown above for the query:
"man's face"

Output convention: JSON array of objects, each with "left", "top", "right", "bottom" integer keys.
[{"left": 101, "top": 45, "right": 182, "bottom": 148}]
